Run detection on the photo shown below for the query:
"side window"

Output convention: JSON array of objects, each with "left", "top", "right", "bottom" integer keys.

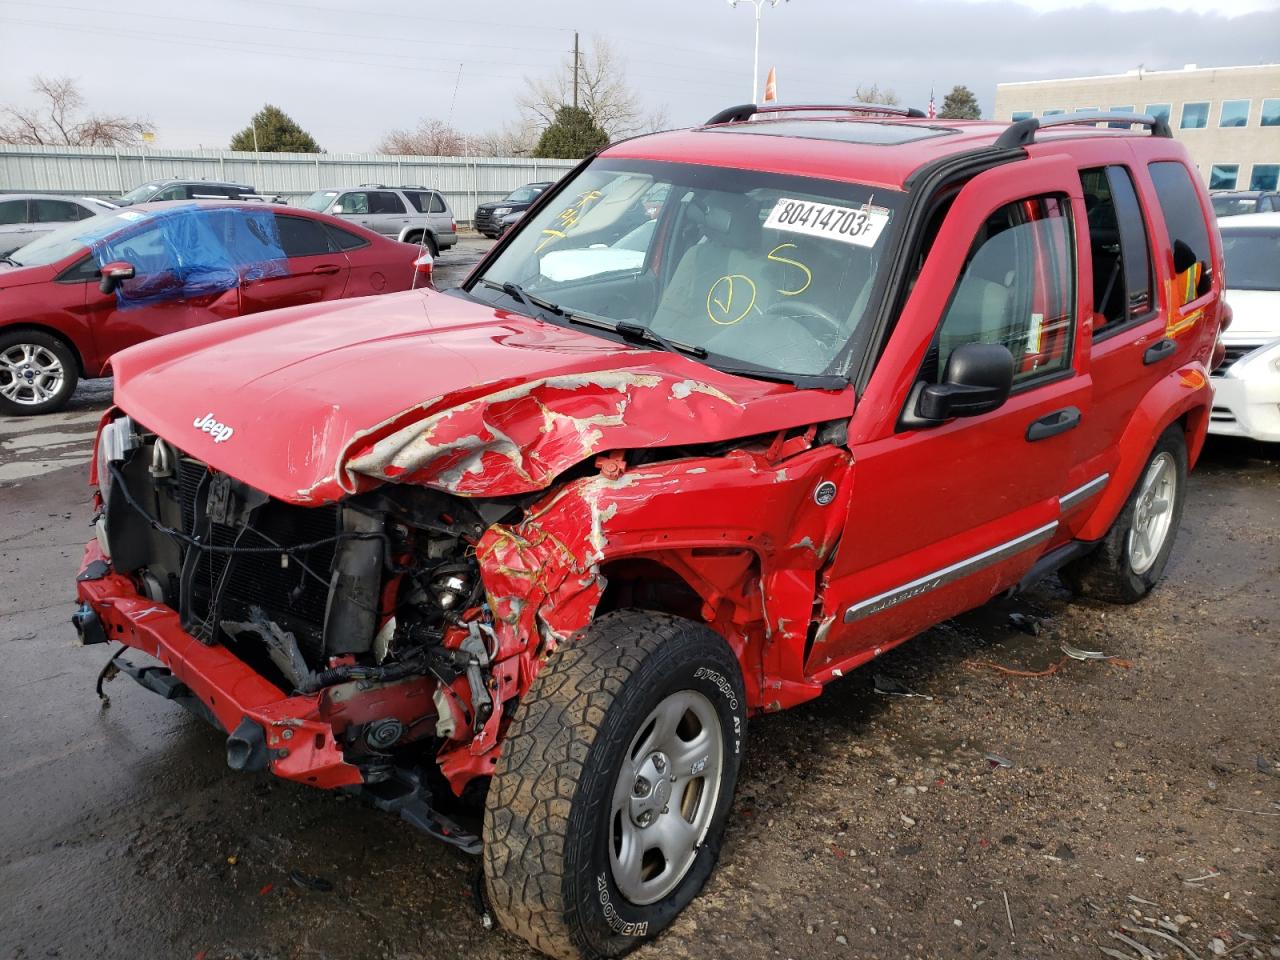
[
  {"left": 429, "top": 192, "right": 447, "bottom": 214},
  {"left": 56, "top": 254, "right": 99, "bottom": 284},
  {"left": 323, "top": 223, "right": 371, "bottom": 251},
  {"left": 337, "top": 192, "right": 369, "bottom": 215},
  {"left": 154, "top": 185, "right": 185, "bottom": 201},
  {"left": 0, "top": 199, "right": 27, "bottom": 225},
  {"left": 1148, "top": 161, "right": 1213, "bottom": 306},
  {"left": 370, "top": 191, "right": 406, "bottom": 214},
  {"left": 274, "top": 215, "right": 333, "bottom": 257},
  {"left": 933, "top": 195, "right": 1075, "bottom": 386},
  {"left": 1080, "top": 165, "right": 1152, "bottom": 334},
  {"left": 403, "top": 191, "right": 428, "bottom": 213},
  {"left": 32, "top": 199, "right": 83, "bottom": 223}
]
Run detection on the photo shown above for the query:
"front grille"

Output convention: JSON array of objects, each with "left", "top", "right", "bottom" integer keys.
[
  {"left": 177, "top": 458, "right": 339, "bottom": 645},
  {"left": 1217, "top": 343, "right": 1262, "bottom": 374}
]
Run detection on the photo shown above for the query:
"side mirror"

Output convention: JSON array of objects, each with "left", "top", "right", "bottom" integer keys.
[
  {"left": 915, "top": 342, "right": 1015, "bottom": 421},
  {"left": 98, "top": 261, "right": 135, "bottom": 295},
  {"left": 332, "top": 204, "right": 344, "bottom": 214}
]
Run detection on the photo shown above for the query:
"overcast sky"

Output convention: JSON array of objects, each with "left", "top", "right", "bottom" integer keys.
[{"left": 0, "top": 0, "right": 1276, "bottom": 152}]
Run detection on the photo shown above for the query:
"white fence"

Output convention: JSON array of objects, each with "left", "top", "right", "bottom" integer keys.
[{"left": 0, "top": 145, "right": 578, "bottom": 224}]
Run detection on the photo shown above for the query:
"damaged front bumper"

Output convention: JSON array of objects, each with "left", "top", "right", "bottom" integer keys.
[{"left": 76, "top": 537, "right": 373, "bottom": 790}]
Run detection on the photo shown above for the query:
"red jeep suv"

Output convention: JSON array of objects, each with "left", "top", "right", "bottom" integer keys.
[{"left": 75, "top": 105, "right": 1223, "bottom": 959}]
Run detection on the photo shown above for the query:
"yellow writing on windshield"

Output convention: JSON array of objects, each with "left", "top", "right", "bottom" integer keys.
[
  {"left": 767, "top": 243, "right": 812, "bottom": 296},
  {"left": 706, "top": 275, "right": 757, "bottom": 326},
  {"left": 536, "top": 189, "right": 605, "bottom": 253}
]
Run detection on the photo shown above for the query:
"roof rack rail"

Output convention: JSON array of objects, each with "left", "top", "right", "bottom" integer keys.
[
  {"left": 358, "top": 182, "right": 388, "bottom": 188},
  {"left": 994, "top": 110, "right": 1172, "bottom": 149},
  {"left": 705, "top": 102, "right": 927, "bottom": 125}
]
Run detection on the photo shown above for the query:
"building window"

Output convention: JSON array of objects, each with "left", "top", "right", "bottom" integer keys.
[
  {"left": 1180, "top": 102, "right": 1209, "bottom": 129},
  {"left": 1219, "top": 100, "right": 1250, "bottom": 128},
  {"left": 1209, "top": 164, "right": 1240, "bottom": 190},
  {"left": 1011, "top": 111, "right": 1032, "bottom": 121},
  {"left": 1250, "top": 164, "right": 1280, "bottom": 192},
  {"left": 1260, "top": 99, "right": 1280, "bottom": 127},
  {"left": 1108, "top": 105, "right": 1135, "bottom": 129},
  {"left": 1043, "top": 108, "right": 1065, "bottom": 116},
  {"left": 1076, "top": 106, "right": 1098, "bottom": 113},
  {"left": 1145, "top": 103, "right": 1172, "bottom": 124}
]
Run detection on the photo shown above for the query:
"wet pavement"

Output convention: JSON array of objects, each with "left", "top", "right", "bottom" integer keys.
[{"left": 1, "top": 257, "right": 1277, "bottom": 959}]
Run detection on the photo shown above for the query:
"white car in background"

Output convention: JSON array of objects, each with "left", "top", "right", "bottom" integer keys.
[{"left": 1211, "top": 212, "right": 1280, "bottom": 443}]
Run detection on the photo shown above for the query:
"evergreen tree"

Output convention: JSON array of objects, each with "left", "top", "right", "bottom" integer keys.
[
  {"left": 531, "top": 107, "right": 609, "bottom": 159},
  {"left": 939, "top": 85, "right": 982, "bottom": 121},
  {"left": 230, "top": 105, "right": 321, "bottom": 152}
]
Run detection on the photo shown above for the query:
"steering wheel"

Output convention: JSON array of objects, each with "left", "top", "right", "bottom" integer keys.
[{"left": 763, "top": 300, "right": 844, "bottom": 341}]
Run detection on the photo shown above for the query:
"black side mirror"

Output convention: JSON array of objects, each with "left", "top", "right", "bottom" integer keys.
[
  {"left": 98, "top": 261, "right": 135, "bottom": 295},
  {"left": 915, "top": 342, "right": 1015, "bottom": 422}
]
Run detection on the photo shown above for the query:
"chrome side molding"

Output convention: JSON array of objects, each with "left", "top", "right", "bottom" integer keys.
[
  {"left": 1059, "top": 473, "right": 1109, "bottom": 513},
  {"left": 844, "top": 521, "right": 1059, "bottom": 624}
]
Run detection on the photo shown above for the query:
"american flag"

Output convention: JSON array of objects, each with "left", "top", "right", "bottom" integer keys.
[{"left": 928, "top": 88, "right": 936, "bottom": 119}]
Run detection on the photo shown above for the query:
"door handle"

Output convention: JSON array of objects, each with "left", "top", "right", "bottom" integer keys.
[
  {"left": 1143, "top": 338, "right": 1177, "bottom": 365},
  {"left": 1026, "top": 406, "right": 1081, "bottom": 441},
  {"left": 311, "top": 264, "right": 341, "bottom": 275}
]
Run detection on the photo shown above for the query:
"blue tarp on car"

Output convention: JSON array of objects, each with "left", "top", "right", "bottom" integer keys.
[{"left": 89, "top": 204, "right": 288, "bottom": 309}]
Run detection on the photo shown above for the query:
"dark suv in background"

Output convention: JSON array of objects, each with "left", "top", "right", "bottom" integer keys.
[{"left": 474, "top": 181, "right": 553, "bottom": 237}]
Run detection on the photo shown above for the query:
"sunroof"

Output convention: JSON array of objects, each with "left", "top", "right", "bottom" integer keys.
[{"left": 705, "top": 119, "right": 957, "bottom": 145}]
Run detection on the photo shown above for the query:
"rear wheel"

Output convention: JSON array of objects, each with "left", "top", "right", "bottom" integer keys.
[
  {"left": 0, "top": 330, "right": 79, "bottom": 416},
  {"left": 1061, "top": 424, "right": 1187, "bottom": 603},
  {"left": 483, "top": 610, "right": 747, "bottom": 960}
]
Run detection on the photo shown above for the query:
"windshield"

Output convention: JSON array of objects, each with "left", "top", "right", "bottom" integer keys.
[
  {"left": 471, "top": 159, "right": 902, "bottom": 379},
  {"left": 1222, "top": 229, "right": 1280, "bottom": 291},
  {"left": 119, "top": 182, "right": 161, "bottom": 204},
  {"left": 1212, "top": 195, "right": 1257, "bottom": 217},
  {"left": 302, "top": 191, "right": 339, "bottom": 212},
  {"left": 504, "top": 185, "right": 544, "bottom": 204},
  {"left": 7, "top": 209, "right": 140, "bottom": 267}
]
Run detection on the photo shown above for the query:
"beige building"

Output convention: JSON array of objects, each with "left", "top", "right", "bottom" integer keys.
[{"left": 993, "top": 63, "right": 1280, "bottom": 192}]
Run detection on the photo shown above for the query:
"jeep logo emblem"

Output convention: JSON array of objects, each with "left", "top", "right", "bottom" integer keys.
[{"left": 193, "top": 412, "right": 235, "bottom": 444}]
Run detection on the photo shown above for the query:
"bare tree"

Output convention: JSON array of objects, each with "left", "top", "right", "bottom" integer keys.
[
  {"left": 519, "top": 36, "right": 667, "bottom": 141},
  {"left": 377, "top": 118, "right": 465, "bottom": 157},
  {"left": 0, "top": 75, "right": 153, "bottom": 147},
  {"left": 468, "top": 120, "right": 541, "bottom": 158},
  {"left": 853, "top": 83, "right": 901, "bottom": 107}
]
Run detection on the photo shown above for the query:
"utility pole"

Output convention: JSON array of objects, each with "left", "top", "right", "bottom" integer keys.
[
  {"left": 728, "top": 0, "right": 782, "bottom": 104},
  {"left": 573, "top": 31, "right": 579, "bottom": 109}
]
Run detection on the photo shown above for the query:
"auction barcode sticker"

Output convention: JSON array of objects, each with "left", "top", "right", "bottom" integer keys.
[{"left": 763, "top": 197, "right": 890, "bottom": 248}]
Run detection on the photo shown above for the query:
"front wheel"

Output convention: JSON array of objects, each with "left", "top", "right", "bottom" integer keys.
[
  {"left": 0, "top": 330, "right": 79, "bottom": 416},
  {"left": 1061, "top": 424, "right": 1188, "bottom": 603},
  {"left": 483, "top": 610, "right": 747, "bottom": 960}
]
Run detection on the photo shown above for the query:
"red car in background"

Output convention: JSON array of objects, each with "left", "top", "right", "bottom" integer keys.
[{"left": 0, "top": 201, "right": 433, "bottom": 415}]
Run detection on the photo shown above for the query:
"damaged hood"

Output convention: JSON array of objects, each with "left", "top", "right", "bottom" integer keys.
[{"left": 112, "top": 288, "right": 854, "bottom": 503}]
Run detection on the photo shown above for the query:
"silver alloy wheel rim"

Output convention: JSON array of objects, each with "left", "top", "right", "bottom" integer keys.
[
  {"left": 0, "top": 343, "right": 65, "bottom": 406},
  {"left": 609, "top": 689, "right": 724, "bottom": 906},
  {"left": 1127, "top": 451, "right": 1176, "bottom": 575}
]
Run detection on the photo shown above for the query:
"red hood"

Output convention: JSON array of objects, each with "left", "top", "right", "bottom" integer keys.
[{"left": 112, "top": 288, "right": 854, "bottom": 503}]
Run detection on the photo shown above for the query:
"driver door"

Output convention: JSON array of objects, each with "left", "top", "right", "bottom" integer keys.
[{"left": 811, "top": 156, "right": 1093, "bottom": 675}]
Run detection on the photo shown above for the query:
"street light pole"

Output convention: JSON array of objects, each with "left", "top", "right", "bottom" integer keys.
[{"left": 728, "top": 0, "right": 781, "bottom": 104}]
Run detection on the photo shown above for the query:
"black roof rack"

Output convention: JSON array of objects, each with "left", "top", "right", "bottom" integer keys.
[
  {"left": 358, "top": 182, "right": 388, "bottom": 188},
  {"left": 705, "top": 102, "right": 927, "bottom": 125},
  {"left": 995, "top": 110, "right": 1172, "bottom": 149}
]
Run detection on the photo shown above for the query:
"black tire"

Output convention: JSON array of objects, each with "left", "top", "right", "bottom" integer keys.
[
  {"left": 423, "top": 233, "right": 439, "bottom": 258},
  {"left": 484, "top": 610, "right": 747, "bottom": 960},
  {"left": 0, "top": 329, "right": 79, "bottom": 416},
  {"left": 1061, "top": 424, "right": 1188, "bottom": 604}
]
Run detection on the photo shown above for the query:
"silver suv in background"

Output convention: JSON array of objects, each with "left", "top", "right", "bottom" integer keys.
[
  {"left": 0, "top": 194, "right": 118, "bottom": 256},
  {"left": 302, "top": 185, "right": 456, "bottom": 255},
  {"left": 114, "top": 179, "right": 274, "bottom": 205}
]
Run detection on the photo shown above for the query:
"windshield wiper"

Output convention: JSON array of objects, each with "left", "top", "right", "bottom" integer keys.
[
  {"left": 0, "top": 255, "right": 20, "bottom": 267},
  {"left": 477, "top": 278, "right": 565, "bottom": 319},
  {"left": 702, "top": 362, "right": 848, "bottom": 391},
  {"left": 567, "top": 314, "right": 707, "bottom": 360}
]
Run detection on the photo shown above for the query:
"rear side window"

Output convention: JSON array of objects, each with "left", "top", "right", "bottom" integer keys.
[
  {"left": 323, "top": 223, "right": 370, "bottom": 251},
  {"left": 32, "top": 199, "right": 84, "bottom": 223},
  {"left": 933, "top": 195, "right": 1075, "bottom": 386},
  {"left": 369, "top": 191, "right": 406, "bottom": 214},
  {"left": 403, "top": 191, "right": 429, "bottom": 213},
  {"left": 0, "top": 199, "right": 27, "bottom": 225},
  {"left": 1148, "top": 161, "right": 1213, "bottom": 304},
  {"left": 1080, "top": 165, "right": 1153, "bottom": 334},
  {"left": 274, "top": 215, "right": 332, "bottom": 257},
  {"left": 429, "top": 192, "right": 447, "bottom": 214}
]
